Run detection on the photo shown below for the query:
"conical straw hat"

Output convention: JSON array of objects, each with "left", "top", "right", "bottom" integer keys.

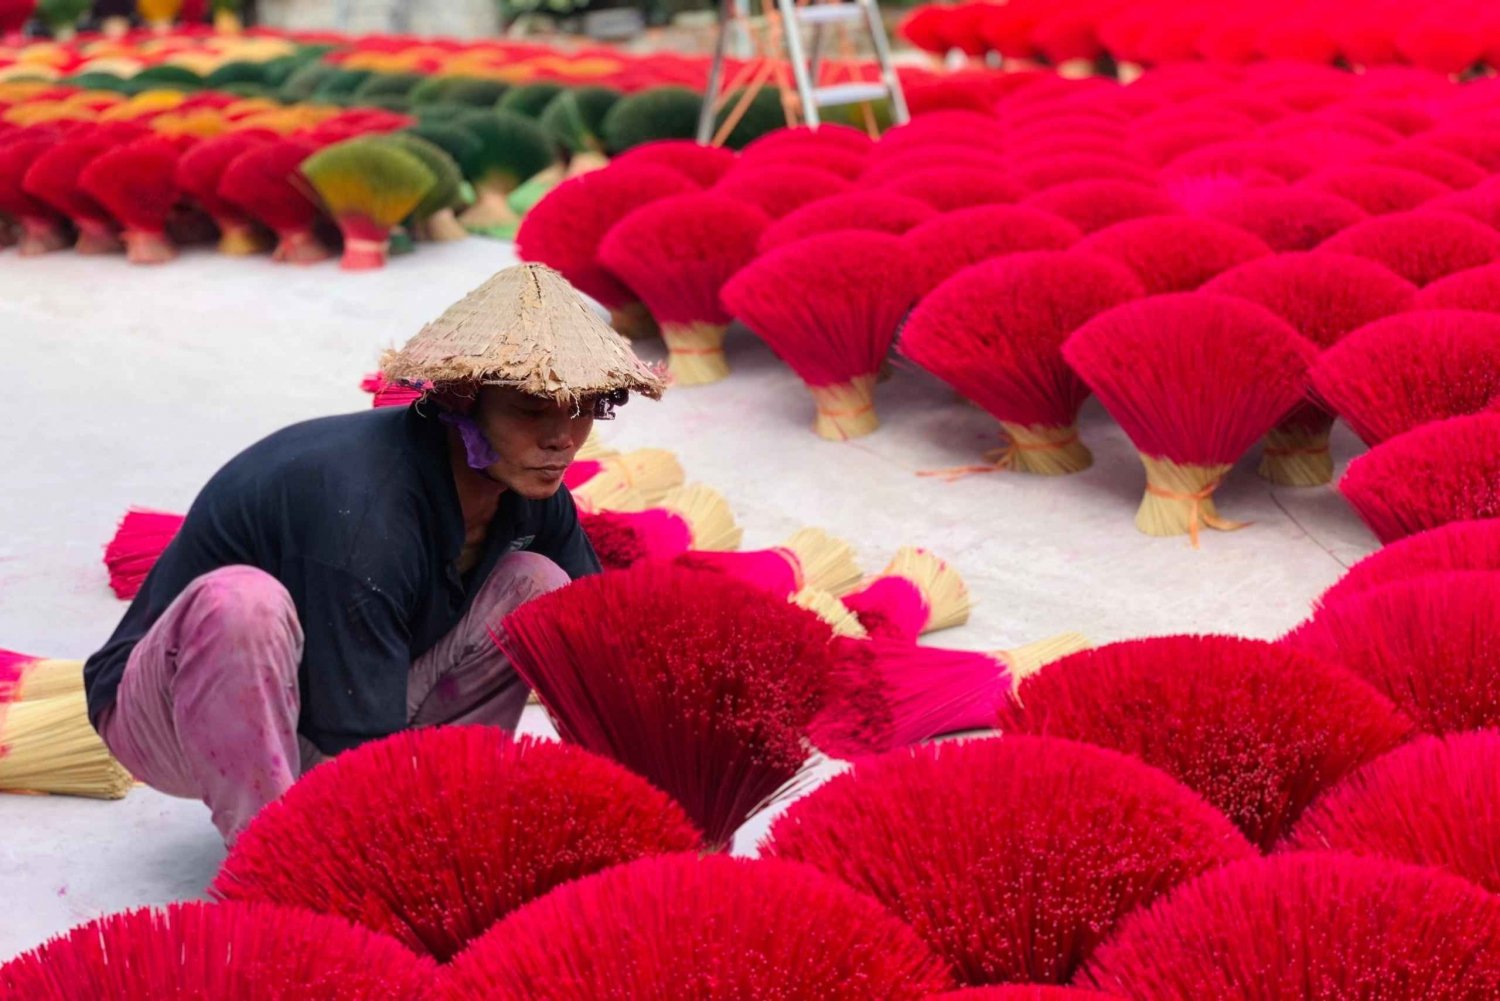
[{"left": 382, "top": 263, "right": 666, "bottom": 403}]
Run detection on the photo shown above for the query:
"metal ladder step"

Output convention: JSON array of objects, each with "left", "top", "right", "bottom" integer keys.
[
  {"left": 811, "top": 81, "right": 891, "bottom": 108},
  {"left": 792, "top": 4, "right": 865, "bottom": 26}
]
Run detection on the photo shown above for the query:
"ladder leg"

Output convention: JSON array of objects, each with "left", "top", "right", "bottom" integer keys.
[
  {"left": 777, "top": 0, "right": 821, "bottom": 127},
  {"left": 807, "top": 20, "right": 827, "bottom": 93},
  {"left": 697, "top": 0, "right": 733, "bottom": 143},
  {"left": 859, "top": 0, "right": 909, "bottom": 123}
]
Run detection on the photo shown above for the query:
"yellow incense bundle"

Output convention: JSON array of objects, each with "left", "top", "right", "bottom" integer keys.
[
  {"left": 1, "top": 656, "right": 83, "bottom": 702},
  {"left": 791, "top": 588, "right": 869, "bottom": 639},
  {"left": 0, "top": 692, "right": 134, "bottom": 799},
  {"left": 781, "top": 528, "right": 864, "bottom": 597}
]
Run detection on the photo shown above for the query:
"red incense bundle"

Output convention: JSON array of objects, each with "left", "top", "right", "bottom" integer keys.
[
  {"left": 217, "top": 139, "right": 330, "bottom": 264},
  {"left": 1338, "top": 413, "right": 1500, "bottom": 542},
  {"left": 1287, "top": 570, "right": 1500, "bottom": 733},
  {"left": 497, "top": 563, "right": 834, "bottom": 849},
  {"left": 1198, "top": 185, "right": 1368, "bottom": 251},
  {"left": 1284, "top": 731, "right": 1500, "bottom": 892},
  {"left": 0, "top": 900, "right": 437, "bottom": 999},
  {"left": 1079, "top": 854, "right": 1500, "bottom": 1000},
  {"left": 104, "top": 507, "right": 184, "bottom": 599},
  {"left": 1163, "top": 140, "right": 1315, "bottom": 186},
  {"left": 900, "top": 204, "right": 1083, "bottom": 299},
  {"left": 23, "top": 123, "right": 146, "bottom": 254},
  {"left": 1319, "top": 209, "right": 1500, "bottom": 286},
  {"left": 874, "top": 166, "right": 1028, "bottom": 212},
  {"left": 610, "top": 138, "right": 736, "bottom": 186},
  {"left": 0, "top": 648, "right": 82, "bottom": 701},
  {"left": 997, "top": 635, "right": 1412, "bottom": 850},
  {"left": 674, "top": 526, "right": 862, "bottom": 597},
  {"left": 1063, "top": 294, "right": 1316, "bottom": 545},
  {"left": 514, "top": 162, "right": 697, "bottom": 339},
  {"left": 175, "top": 130, "right": 274, "bottom": 255},
  {"left": 810, "top": 632, "right": 1091, "bottom": 758},
  {"left": 711, "top": 163, "right": 851, "bottom": 218},
  {"left": 765, "top": 737, "right": 1255, "bottom": 987},
  {"left": 1202, "top": 252, "right": 1417, "bottom": 485},
  {"left": 430, "top": 855, "right": 956, "bottom": 1000},
  {"left": 1012, "top": 153, "right": 1157, "bottom": 191},
  {"left": 214, "top": 728, "right": 701, "bottom": 961},
  {"left": 1300, "top": 164, "right": 1452, "bottom": 215},
  {"left": 0, "top": 130, "right": 71, "bottom": 254},
  {"left": 1318, "top": 519, "right": 1500, "bottom": 610},
  {"left": 901, "top": 250, "right": 1144, "bottom": 476},
  {"left": 579, "top": 483, "right": 741, "bottom": 570},
  {"left": 1310, "top": 310, "right": 1500, "bottom": 446},
  {"left": 1078, "top": 216, "right": 1271, "bottom": 295},
  {"left": 358, "top": 371, "right": 422, "bottom": 408},
  {"left": 721, "top": 231, "right": 918, "bottom": 440},
  {"left": 1368, "top": 142, "right": 1488, "bottom": 189},
  {"left": 1418, "top": 262, "right": 1500, "bottom": 313},
  {"left": 1427, "top": 183, "right": 1500, "bottom": 233},
  {"left": 77, "top": 135, "right": 183, "bottom": 264},
  {"left": 857, "top": 148, "right": 1012, "bottom": 187},
  {"left": 841, "top": 546, "right": 971, "bottom": 641},
  {"left": 1021, "top": 179, "right": 1182, "bottom": 234},
  {"left": 737, "top": 142, "right": 866, "bottom": 180},
  {"left": 597, "top": 192, "right": 768, "bottom": 386},
  {"left": 743, "top": 123, "right": 873, "bottom": 156},
  {"left": 927, "top": 991, "right": 1122, "bottom": 1001},
  {"left": 756, "top": 190, "right": 935, "bottom": 253}
]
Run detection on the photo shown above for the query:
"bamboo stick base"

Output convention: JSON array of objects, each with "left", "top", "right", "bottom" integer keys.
[
  {"left": 1258, "top": 425, "right": 1334, "bottom": 487},
  {"left": 663, "top": 322, "right": 730, "bottom": 386},
  {"left": 1000, "top": 632, "right": 1092, "bottom": 690},
  {"left": 1136, "top": 456, "right": 1239, "bottom": 545},
  {"left": 422, "top": 208, "right": 470, "bottom": 242},
  {"left": 809, "top": 376, "right": 879, "bottom": 441},
  {"left": 459, "top": 188, "right": 519, "bottom": 229},
  {"left": 999, "top": 422, "right": 1093, "bottom": 476},
  {"left": 218, "top": 223, "right": 270, "bottom": 256},
  {"left": 0, "top": 692, "right": 134, "bottom": 799}
]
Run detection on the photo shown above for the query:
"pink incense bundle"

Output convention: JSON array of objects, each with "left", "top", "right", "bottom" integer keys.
[
  {"left": 756, "top": 191, "right": 936, "bottom": 253},
  {"left": 1318, "top": 519, "right": 1500, "bottom": 610},
  {"left": 900, "top": 204, "right": 1083, "bottom": 299},
  {"left": 0, "top": 900, "right": 437, "bottom": 999},
  {"left": 610, "top": 139, "right": 736, "bottom": 186},
  {"left": 1021, "top": 179, "right": 1182, "bottom": 234},
  {"left": 104, "top": 507, "right": 184, "bottom": 600},
  {"left": 1310, "top": 310, "right": 1500, "bottom": 446},
  {"left": 743, "top": 123, "right": 873, "bottom": 156},
  {"left": 1198, "top": 185, "right": 1368, "bottom": 251},
  {"left": 1415, "top": 262, "right": 1500, "bottom": 314},
  {"left": 876, "top": 112, "right": 1007, "bottom": 156},
  {"left": 1078, "top": 854, "right": 1500, "bottom": 1000},
  {"left": 810, "top": 632, "right": 1091, "bottom": 758},
  {"left": 1319, "top": 209, "right": 1500, "bottom": 287},
  {"left": 579, "top": 484, "right": 742, "bottom": 570},
  {"left": 23, "top": 123, "right": 146, "bottom": 254},
  {"left": 0, "top": 648, "right": 82, "bottom": 702},
  {"left": 214, "top": 728, "right": 701, "bottom": 961},
  {"left": 430, "top": 855, "right": 956, "bottom": 1000},
  {"left": 1131, "top": 120, "right": 1246, "bottom": 166},
  {"left": 720, "top": 231, "right": 918, "bottom": 440},
  {"left": 77, "top": 136, "right": 183, "bottom": 264},
  {"left": 217, "top": 139, "right": 329, "bottom": 264},
  {"left": 1367, "top": 142, "right": 1489, "bottom": 189},
  {"left": 1423, "top": 126, "right": 1500, "bottom": 172},
  {"left": 711, "top": 163, "right": 851, "bottom": 219},
  {"left": 597, "top": 192, "right": 768, "bottom": 386},
  {"left": 900, "top": 250, "right": 1144, "bottom": 476},
  {"left": 514, "top": 163, "right": 696, "bottom": 339},
  {"left": 926, "top": 991, "right": 1123, "bottom": 1000},
  {"left": 358, "top": 371, "right": 422, "bottom": 408},
  {"left": 1077, "top": 216, "right": 1272, "bottom": 295},
  {"left": 1162, "top": 140, "right": 1315, "bottom": 186},
  {"left": 1284, "top": 731, "right": 1500, "bottom": 893},
  {"left": 564, "top": 448, "right": 683, "bottom": 511},
  {"left": 1286, "top": 570, "right": 1500, "bottom": 733},
  {"left": 1338, "top": 413, "right": 1500, "bottom": 542},
  {"left": 765, "top": 737, "right": 1255, "bottom": 986},
  {"left": 1202, "top": 252, "right": 1417, "bottom": 485},
  {"left": 736, "top": 141, "right": 866, "bottom": 180},
  {"left": 175, "top": 130, "right": 274, "bottom": 255},
  {"left": 1427, "top": 183, "right": 1500, "bottom": 233},
  {"left": 0, "top": 130, "right": 71, "bottom": 255},
  {"left": 1011, "top": 153, "right": 1157, "bottom": 192},
  {"left": 996, "top": 635, "right": 1412, "bottom": 850},
  {"left": 874, "top": 166, "right": 1028, "bottom": 212},
  {"left": 674, "top": 526, "right": 863, "bottom": 598},
  {"left": 841, "top": 546, "right": 970, "bottom": 641},
  {"left": 1299, "top": 164, "right": 1451, "bottom": 215},
  {"left": 496, "top": 563, "right": 834, "bottom": 849},
  {"left": 857, "top": 147, "right": 1012, "bottom": 186},
  {"left": 1063, "top": 293, "right": 1316, "bottom": 545}
]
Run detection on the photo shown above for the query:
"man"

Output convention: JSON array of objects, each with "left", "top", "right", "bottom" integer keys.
[{"left": 83, "top": 264, "right": 664, "bottom": 842}]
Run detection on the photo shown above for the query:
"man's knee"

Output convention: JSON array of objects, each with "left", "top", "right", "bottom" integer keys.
[
  {"left": 493, "top": 551, "right": 571, "bottom": 601},
  {"left": 178, "top": 566, "right": 301, "bottom": 652}
]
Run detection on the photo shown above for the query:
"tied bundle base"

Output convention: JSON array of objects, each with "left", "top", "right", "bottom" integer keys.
[
  {"left": 273, "top": 230, "right": 332, "bottom": 265},
  {"left": 609, "top": 301, "right": 660, "bottom": 341},
  {"left": 1259, "top": 421, "right": 1335, "bottom": 488},
  {"left": 460, "top": 187, "right": 520, "bottom": 231},
  {"left": 810, "top": 375, "right": 879, "bottom": 441},
  {"left": 340, "top": 236, "right": 390, "bottom": 272},
  {"left": 0, "top": 692, "right": 135, "bottom": 799},
  {"left": 418, "top": 208, "right": 470, "bottom": 242},
  {"left": 662, "top": 321, "right": 730, "bottom": 386},
  {"left": 123, "top": 230, "right": 176, "bottom": 266},
  {"left": 19, "top": 218, "right": 71, "bottom": 256},
  {"left": 1137, "top": 456, "right": 1240, "bottom": 547},
  {"left": 217, "top": 223, "right": 271, "bottom": 256},
  {"left": 1000, "top": 422, "right": 1093, "bottom": 476}
]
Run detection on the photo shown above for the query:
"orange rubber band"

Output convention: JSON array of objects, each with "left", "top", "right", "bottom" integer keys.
[
  {"left": 1144, "top": 482, "right": 1249, "bottom": 549},
  {"left": 917, "top": 433, "right": 1081, "bottom": 482},
  {"left": 817, "top": 403, "right": 877, "bottom": 419},
  {"left": 668, "top": 346, "right": 728, "bottom": 357}
]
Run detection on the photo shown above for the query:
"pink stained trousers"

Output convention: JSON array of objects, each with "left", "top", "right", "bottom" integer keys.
[{"left": 96, "top": 552, "right": 570, "bottom": 843}]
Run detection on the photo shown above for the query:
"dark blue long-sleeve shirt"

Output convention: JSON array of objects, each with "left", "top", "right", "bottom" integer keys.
[{"left": 83, "top": 405, "right": 599, "bottom": 754}]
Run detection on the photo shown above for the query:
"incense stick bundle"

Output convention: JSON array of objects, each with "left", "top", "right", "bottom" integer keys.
[
  {"left": 1199, "top": 186, "right": 1367, "bottom": 251},
  {"left": 757, "top": 191, "right": 935, "bottom": 253},
  {"left": 175, "top": 129, "right": 274, "bottom": 255},
  {"left": 580, "top": 484, "right": 742, "bottom": 570},
  {"left": 0, "top": 649, "right": 82, "bottom": 702},
  {"left": 900, "top": 204, "right": 1082, "bottom": 298},
  {"left": 0, "top": 690, "right": 134, "bottom": 798},
  {"left": 712, "top": 163, "right": 852, "bottom": 219},
  {"left": 1318, "top": 519, "right": 1500, "bottom": 610},
  {"left": 1078, "top": 215, "right": 1271, "bottom": 295},
  {"left": 675, "top": 527, "right": 863, "bottom": 597},
  {"left": 1319, "top": 209, "right": 1500, "bottom": 287},
  {"left": 565, "top": 448, "right": 683, "bottom": 511},
  {"left": 300, "top": 137, "right": 436, "bottom": 271},
  {"left": 1022, "top": 179, "right": 1182, "bottom": 234},
  {"left": 104, "top": 507, "right": 185, "bottom": 600},
  {"left": 840, "top": 547, "right": 971, "bottom": 642}
]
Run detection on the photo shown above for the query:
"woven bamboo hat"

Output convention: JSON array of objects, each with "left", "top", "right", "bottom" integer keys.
[{"left": 382, "top": 263, "right": 665, "bottom": 404}]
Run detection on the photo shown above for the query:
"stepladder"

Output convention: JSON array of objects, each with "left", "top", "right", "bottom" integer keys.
[{"left": 696, "top": 0, "right": 911, "bottom": 145}]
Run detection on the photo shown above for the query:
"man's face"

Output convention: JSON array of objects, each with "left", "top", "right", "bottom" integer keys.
[{"left": 472, "top": 386, "right": 595, "bottom": 500}]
